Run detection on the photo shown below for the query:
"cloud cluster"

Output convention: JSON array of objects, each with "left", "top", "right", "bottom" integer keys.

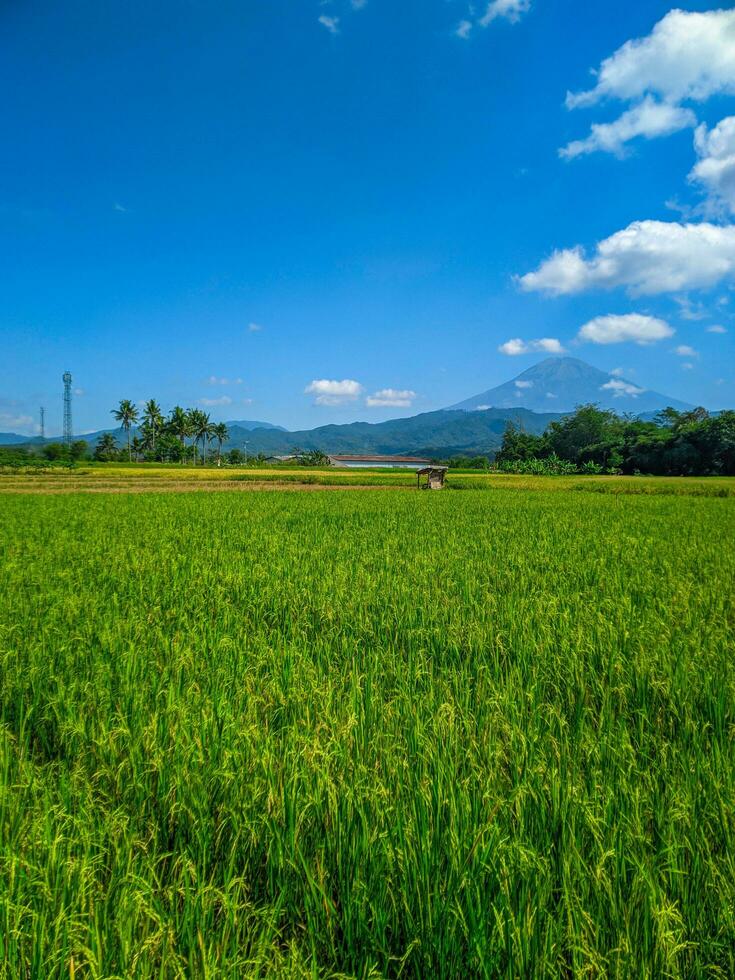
[
  {"left": 305, "top": 379, "right": 363, "bottom": 405},
  {"left": 519, "top": 221, "right": 735, "bottom": 296},
  {"left": 318, "top": 15, "right": 339, "bottom": 35},
  {"left": 0, "top": 410, "right": 34, "bottom": 433},
  {"left": 560, "top": 97, "right": 695, "bottom": 160},
  {"left": 567, "top": 9, "right": 735, "bottom": 110},
  {"left": 305, "top": 380, "right": 418, "bottom": 408},
  {"left": 498, "top": 337, "right": 565, "bottom": 356},
  {"left": 562, "top": 9, "right": 735, "bottom": 159},
  {"left": 208, "top": 376, "right": 243, "bottom": 386},
  {"left": 479, "top": 0, "right": 531, "bottom": 27},
  {"left": 674, "top": 344, "right": 697, "bottom": 357},
  {"left": 366, "top": 388, "right": 416, "bottom": 408},
  {"left": 577, "top": 313, "right": 674, "bottom": 346},
  {"left": 199, "top": 395, "right": 233, "bottom": 407},
  {"left": 600, "top": 379, "right": 646, "bottom": 398},
  {"left": 690, "top": 116, "right": 735, "bottom": 216},
  {"left": 456, "top": 0, "right": 531, "bottom": 39}
]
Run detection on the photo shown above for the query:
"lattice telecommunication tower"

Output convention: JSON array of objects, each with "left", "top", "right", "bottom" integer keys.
[{"left": 62, "top": 372, "right": 73, "bottom": 445}]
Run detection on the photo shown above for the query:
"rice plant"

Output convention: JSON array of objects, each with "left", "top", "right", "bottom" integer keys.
[{"left": 1, "top": 489, "right": 734, "bottom": 977}]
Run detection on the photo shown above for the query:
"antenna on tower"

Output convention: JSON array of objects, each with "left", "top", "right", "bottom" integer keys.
[
  {"left": 62, "top": 372, "right": 73, "bottom": 446},
  {"left": 40, "top": 406, "right": 45, "bottom": 441}
]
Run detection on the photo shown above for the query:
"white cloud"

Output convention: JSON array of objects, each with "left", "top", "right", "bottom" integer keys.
[
  {"left": 535, "top": 338, "right": 566, "bottom": 354},
  {"left": 351, "top": 0, "right": 367, "bottom": 8},
  {"left": 546, "top": 392, "right": 558, "bottom": 399},
  {"left": 498, "top": 337, "right": 566, "bottom": 355},
  {"left": 366, "top": 388, "right": 416, "bottom": 408},
  {"left": 305, "top": 378, "right": 363, "bottom": 406},
  {"left": 674, "top": 295, "right": 709, "bottom": 321},
  {"left": 248, "top": 322, "right": 262, "bottom": 332},
  {"left": 479, "top": 0, "right": 531, "bottom": 28},
  {"left": 0, "top": 411, "right": 34, "bottom": 433},
  {"left": 560, "top": 97, "right": 695, "bottom": 160},
  {"left": 474, "top": 404, "right": 491, "bottom": 411},
  {"left": 690, "top": 117, "right": 735, "bottom": 215},
  {"left": 566, "top": 9, "right": 735, "bottom": 110},
  {"left": 73, "top": 388, "right": 85, "bottom": 396},
  {"left": 610, "top": 367, "right": 625, "bottom": 377},
  {"left": 318, "top": 15, "right": 339, "bottom": 34},
  {"left": 514, "top": 380, "right": 533, "bottom": 388},
  {"left": 519, "top": 221, "right": 735, "bottom": 296},
  {"left": 674, "top": 344, "right": 698, "bottom": 357},
  {"left": 113, "top": 202, "right": 127, "bottom": 212},
  {"left": 600, "top": 379, "right": 646, "bottom": 398},
  {"left": 498, "top": 338, "right": 527, "bottom": 356},
  {"left": 455, "top": 19, "right": 473, "bottom": 40},
  {"left": 578, "top": 313, "right": 673, "bottom": 345},
  {"left": 682, "top": 362, "right": 694, "bottom": 370},
  {"left": 707, "top": 324, "right": 728, "bottom": 333},
  {"left": 199, "top": 395, "right": 233, "bottom": 407}
]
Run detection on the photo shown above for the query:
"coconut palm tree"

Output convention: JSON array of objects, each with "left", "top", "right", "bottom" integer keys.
[
  {"left": 94, "top": 432, "right": 118, "bottom": 462},
  {"left": 167, "top": 406, "right": 191, "bottom": 463},
  {"left": 189, "top": 409, "right": 212, "bottom": 465},
  {"left": 111, "top": 399, "right": 139, "bottom": 462},
  {"left": 130, "top": 434, "right": 144, "bottom": 462},
  {"left": 211, "top": 422, "right": 229, "bottom": 465},
  {"left": 142, "top": 399, "right": 164, "bottom": 453}
]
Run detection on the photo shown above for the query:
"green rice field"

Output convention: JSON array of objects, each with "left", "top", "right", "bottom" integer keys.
[{"left": 1, "top": 485, "right": 734, "bottom": 977}]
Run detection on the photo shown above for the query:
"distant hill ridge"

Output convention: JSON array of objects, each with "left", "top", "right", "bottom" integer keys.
[{"left": 0, "top": 357, "right": 698, "bottom": 455}]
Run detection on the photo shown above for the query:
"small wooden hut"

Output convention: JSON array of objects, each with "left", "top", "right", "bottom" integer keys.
[{"left": 416, "top": 466, "right": 448, "bottom": 490}]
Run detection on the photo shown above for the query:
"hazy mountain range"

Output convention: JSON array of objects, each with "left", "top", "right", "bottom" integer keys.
[{"left": 1, "top": 357, "right": 698, "bottom": 456}]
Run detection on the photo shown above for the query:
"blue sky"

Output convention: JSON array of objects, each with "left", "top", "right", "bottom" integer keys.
[{"left": 1, "top": 0, "right": 734, "bottom": 435}]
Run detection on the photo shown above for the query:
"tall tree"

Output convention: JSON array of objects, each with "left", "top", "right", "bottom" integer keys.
[
  {"left": 167, "top": 406, "right": 191, "bottom": 463},
  {"left": 142, "top": 399, "right": 164, "bottom": 452},
  {"left": 189, "top": 409, "right": 212, "bottom": 465},
  {"left": 211, "top": 422, "right": 229, "bottom": 465},
  {"left": 95, "top": 432, "right": 118, "bottom": 462},
  {"left": 111, "top": 399, "right": 139, "bottom": 462},
  {"left": 130, "top": 435, "right": 144, "bottom": 462}
]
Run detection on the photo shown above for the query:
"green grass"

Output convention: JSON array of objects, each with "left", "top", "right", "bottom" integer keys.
[
  {"left": 1, "top": 489, "right": 734, "bottom": 977},
  {"left": 3, "top": 463, "right": 735, "bottom": 497}
]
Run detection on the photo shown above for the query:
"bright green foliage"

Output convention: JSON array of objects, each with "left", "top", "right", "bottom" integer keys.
[
  {"left": 1, "top": 490, "right": 734, "bottom": 977},
  {"left": 497, "top": 406, "right": 735, "bottom": 476}
]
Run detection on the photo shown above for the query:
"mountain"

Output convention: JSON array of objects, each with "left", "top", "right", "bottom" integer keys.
[
  {"left": 222, "top": 408, "right": 561, "bottom": 456},
  {"left": 0, "top": 432, "right": 39, "bottom": 446},
  {"left": 448, "top": 357, "right": 693, "bottom": 415},
  {"left": 223, "top": 419, "right": 286, "bottom": 431},
  {"left": 0, "top": 419, "right": 285, "bottom": 447}
]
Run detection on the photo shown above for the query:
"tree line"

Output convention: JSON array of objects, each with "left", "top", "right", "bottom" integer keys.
[
  {"left": 496, "top": 404, "right": 735, "bottom": 476},
  {"left": 96, "top": 400, "right": 230, "bottom": 463}
]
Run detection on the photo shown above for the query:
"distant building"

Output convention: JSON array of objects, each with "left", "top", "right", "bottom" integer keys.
[{"left": 328, "top": 454, "right": 432, "bottom": 469}]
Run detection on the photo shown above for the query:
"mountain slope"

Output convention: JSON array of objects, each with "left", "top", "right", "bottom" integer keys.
[
  {"left": 448, "top": 357, "right": 693, "bottom": 415},
  {"left": 220, "top": 419, "right": 286, "bottom": 431},
  {"left": 223, "top": 408, "right": 561, "bottom": 456},
  {"left": 0, "top": 419, "right": 285, "bottom": 447}
]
